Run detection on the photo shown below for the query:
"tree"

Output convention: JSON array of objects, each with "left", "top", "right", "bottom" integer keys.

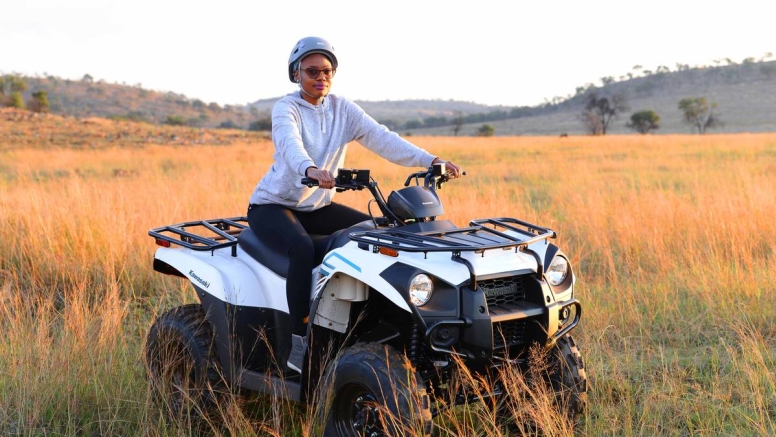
[
  {"left": 476, "top": 124, "right": 494, "bottom": 137},
  {"left": 218, "top": 120, "right": 242, "bottom": 129},
  {"left": 5, "top": 92, "right": 25, "bottom": 109},
  {"left": 28, "top": 90, "right": 50, "bottom": 113},
  {"left": 404, "top": 119, "right": 423, "bottom": 130},
  {"left": 579, "top": 92, "right": 628, "bottom": 135},
  {"left": 422, "top": 115, "right": 448, "bottom": 128},
  {"left": 678, "top": 97, "right": 722, "bottom": 134},
  {"left": 451, "top": 111, "right": 464, "bottom": 136},
  {"left": 248, "top": 118, "right": 272, "bottom": 131},
  {"left": 626, "top": 110, "right": 660, "bottom": 134},
  {"left": 0, "top": 74, "right": 28, "bottom": 107}
]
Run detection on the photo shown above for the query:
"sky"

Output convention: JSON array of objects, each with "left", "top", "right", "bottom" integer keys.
[{"left": 3, "top": 0, "right": 773, "bottom": 108}]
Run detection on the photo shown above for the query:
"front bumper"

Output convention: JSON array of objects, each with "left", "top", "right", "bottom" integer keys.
[{"left": 424, "top": 275, "right": 581, "bottom": 365}]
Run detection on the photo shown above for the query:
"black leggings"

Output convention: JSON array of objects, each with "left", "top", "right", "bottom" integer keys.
[{"left": 247, "top": 202, "right": 370, "bottom": 335}]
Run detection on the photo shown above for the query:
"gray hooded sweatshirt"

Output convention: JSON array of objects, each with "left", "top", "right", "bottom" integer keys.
[{"left": 249, "top": 92, "right": 436, "bottom": 211}]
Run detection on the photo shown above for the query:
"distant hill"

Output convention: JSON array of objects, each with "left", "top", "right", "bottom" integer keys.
[
  {"left": 8, "top": 75, "right": 502, "bottom": 131},
  {"left": 9, "top": 75, "right": 267, "bottom": 130},
  {"left": 250, "top": 97, "right": 504, "bottom": 126},
  {"left": 405, "top": 60, "right": 776, "bottom": 136},
  {"left": 5, "top": 59, "right": 776, "bottom": 135}
]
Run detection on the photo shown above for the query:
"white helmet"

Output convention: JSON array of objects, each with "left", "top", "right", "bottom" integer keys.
[{"left": 287, "top": 36, "right": 338, "bottom": 83}]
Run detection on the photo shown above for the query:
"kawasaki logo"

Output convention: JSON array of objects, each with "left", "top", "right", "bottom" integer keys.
[
  {"left": 189, "top": 270, "right": 210, "bottom": 289},
  {"left": 484, "top": 284, "right": 516, "bottom": 297}
]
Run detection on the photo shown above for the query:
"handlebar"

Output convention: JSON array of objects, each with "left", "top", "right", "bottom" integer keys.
[
  {"left": 300, "top": 165, "right": 465, "bottom": 225},
  {"left": 301, "top": 163, "right": 466, "bottom": 192},
  {"left": 303, "top": 164, "right": 465, "bottom": 192},
  {"left": 301, "top": 177, "right": 318, "bottom": 187},
  {"left": 302, "top": 169, "right": 370, "bottom": 192},
  {"left": 403, "top": 163, "right": 466, "bottom": 190}
]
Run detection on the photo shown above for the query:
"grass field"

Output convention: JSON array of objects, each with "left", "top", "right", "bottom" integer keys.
[{"left": 1, "top": 109, "right": 775, "bottom": 436}]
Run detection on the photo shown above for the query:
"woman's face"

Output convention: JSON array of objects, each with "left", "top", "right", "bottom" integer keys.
[{"left": 294, "top": 53, "right": 334, "bottom": 105}]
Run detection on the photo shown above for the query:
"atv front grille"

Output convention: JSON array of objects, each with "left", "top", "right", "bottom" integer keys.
[
  {"left": 493, "top": 319, "right": 527, "bottom": 350},
  {"left": 480, "top": 275, "right": 527, "bottom": 310}
]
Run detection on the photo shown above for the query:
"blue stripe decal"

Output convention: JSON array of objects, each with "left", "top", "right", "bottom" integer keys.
[
  {"left": 323, "top": 252, "right": 361, "bottom": 272},
  {"left": 320, "top": 268, "right": 330, "bottom": 276}
]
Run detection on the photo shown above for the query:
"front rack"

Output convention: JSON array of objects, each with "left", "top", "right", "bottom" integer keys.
[
  {"left": 348, "top": 217, "right": 556, "bottom": 254},
  {"left": 149, "top": 216, "right": 249, "bottom": 256}
]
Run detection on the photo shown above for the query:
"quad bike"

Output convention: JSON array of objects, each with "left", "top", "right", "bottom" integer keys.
[{"left": 145, "top": 163, "right": 587, "bottom": 435}]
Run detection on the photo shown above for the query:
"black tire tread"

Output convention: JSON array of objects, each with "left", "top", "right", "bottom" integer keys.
[
  {"left": 322, "top": 342, "right": 433, "bottom": 437},
  {"left": 551, "top": 334, "right": 588, "bottom": 419},
  {"left": 144, "top": 304, "right": 222, "bottom": 419}
]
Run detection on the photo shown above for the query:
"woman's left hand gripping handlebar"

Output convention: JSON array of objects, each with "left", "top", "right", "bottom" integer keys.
[{"left": 433, "top": 158, "right": 463, "bottom": 178}]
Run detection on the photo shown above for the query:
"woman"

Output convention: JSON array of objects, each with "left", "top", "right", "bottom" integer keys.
[{"left": 247, "top": 36, "right": 461, "bottom": 373}]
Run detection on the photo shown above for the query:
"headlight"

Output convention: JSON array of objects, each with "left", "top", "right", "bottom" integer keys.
[
  {"left": 409, "top": 274, "right": 434, "bottom": 306},
  {"left": 546, "top": 256, "right": 569, "bottom": 286}
]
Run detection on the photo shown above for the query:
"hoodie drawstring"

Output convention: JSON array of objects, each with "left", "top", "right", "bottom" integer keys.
[{"left": 320, "top": 103, "right": 326, "bottom": 134}]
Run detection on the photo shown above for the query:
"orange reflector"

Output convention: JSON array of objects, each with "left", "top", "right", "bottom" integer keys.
[
  {"left": 155, "top": 238, "right": 171, "bottom": 247},
  {"left": 378, "top": 247, "right": 399, "bottom": 257}
]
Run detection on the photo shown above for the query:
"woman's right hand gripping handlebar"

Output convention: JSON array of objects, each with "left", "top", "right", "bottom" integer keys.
[{"left": 305, "top": 166, "right": 335, "bottom": 189}]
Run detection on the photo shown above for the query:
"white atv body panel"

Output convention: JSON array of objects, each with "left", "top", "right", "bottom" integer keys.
[
  {"left": 154, "top": 246, "right": 289, "bottom": 312},
  {"left": 154, "top": 224, "right": 549, "bottom": 325},
  {"left": 314, "top": 239, "right": 542, "bottom": 307},
  {"left": 317, "top": 246, "right": 413, "bottom": 312}
]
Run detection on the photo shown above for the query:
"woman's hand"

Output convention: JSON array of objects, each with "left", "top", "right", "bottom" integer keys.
[
  {"left": 432, "top": 158, "right": 462, "bottom": 178},
  {"left": 306, "top": 167, "right": 335, "bottom": 189}
]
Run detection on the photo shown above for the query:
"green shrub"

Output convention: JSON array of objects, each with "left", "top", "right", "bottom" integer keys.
[
  {"left": 164, "top": 115, "right": 186, "bottom": 126},
  {"left": 476, "top": 124, "right": 495, "bottom": 137}
]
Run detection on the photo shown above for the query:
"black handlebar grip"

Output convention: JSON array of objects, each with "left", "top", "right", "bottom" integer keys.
[{"left": 301, "top": 177, "right": 318, "bottom": 187}]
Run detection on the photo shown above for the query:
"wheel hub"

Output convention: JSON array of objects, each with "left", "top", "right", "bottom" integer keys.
[
  {"left": 351, "top": 393, "right": 380, "bottom": 435},
  {"left": 336, "top": 385, "right": 384, "bottom": 436}
]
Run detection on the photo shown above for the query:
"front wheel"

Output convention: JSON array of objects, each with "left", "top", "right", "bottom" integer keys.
[
  {"left": 548, "top": 334, "right": 588, "bottom": 420},
  {"left": 319, "top": 342, "right": 433, "bottom": 437},
  {"left": 496, "top": 334, "right": 588, "bottom": 432}
]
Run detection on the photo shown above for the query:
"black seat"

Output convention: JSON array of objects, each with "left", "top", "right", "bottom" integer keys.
[{"left": 237, "top": 221, "right": 375, "bottom": 278}]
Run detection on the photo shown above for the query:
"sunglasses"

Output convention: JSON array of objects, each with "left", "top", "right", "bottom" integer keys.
[{"left": 302, "top": 68, "right": 336, "bottom": 79}]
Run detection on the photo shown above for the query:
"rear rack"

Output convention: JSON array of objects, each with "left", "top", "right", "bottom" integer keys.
[
  {"left": 149, "top": 217, "right": 248, "bottom": 256},
  {"left": 348, "top": 217, "right": 556, "bottom": 254}
]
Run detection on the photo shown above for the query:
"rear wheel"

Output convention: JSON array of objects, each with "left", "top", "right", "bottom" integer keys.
[
  {"left": 321, "top": 342, "right": 433, "bottom": 437},
  {"left": 144, "top": 304, "right": 223, "bottom": 423}
]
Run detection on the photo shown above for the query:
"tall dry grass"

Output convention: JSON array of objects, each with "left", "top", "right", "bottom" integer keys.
[{"left": 1, "top": 112, "right": 775, "bottom": 435}]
